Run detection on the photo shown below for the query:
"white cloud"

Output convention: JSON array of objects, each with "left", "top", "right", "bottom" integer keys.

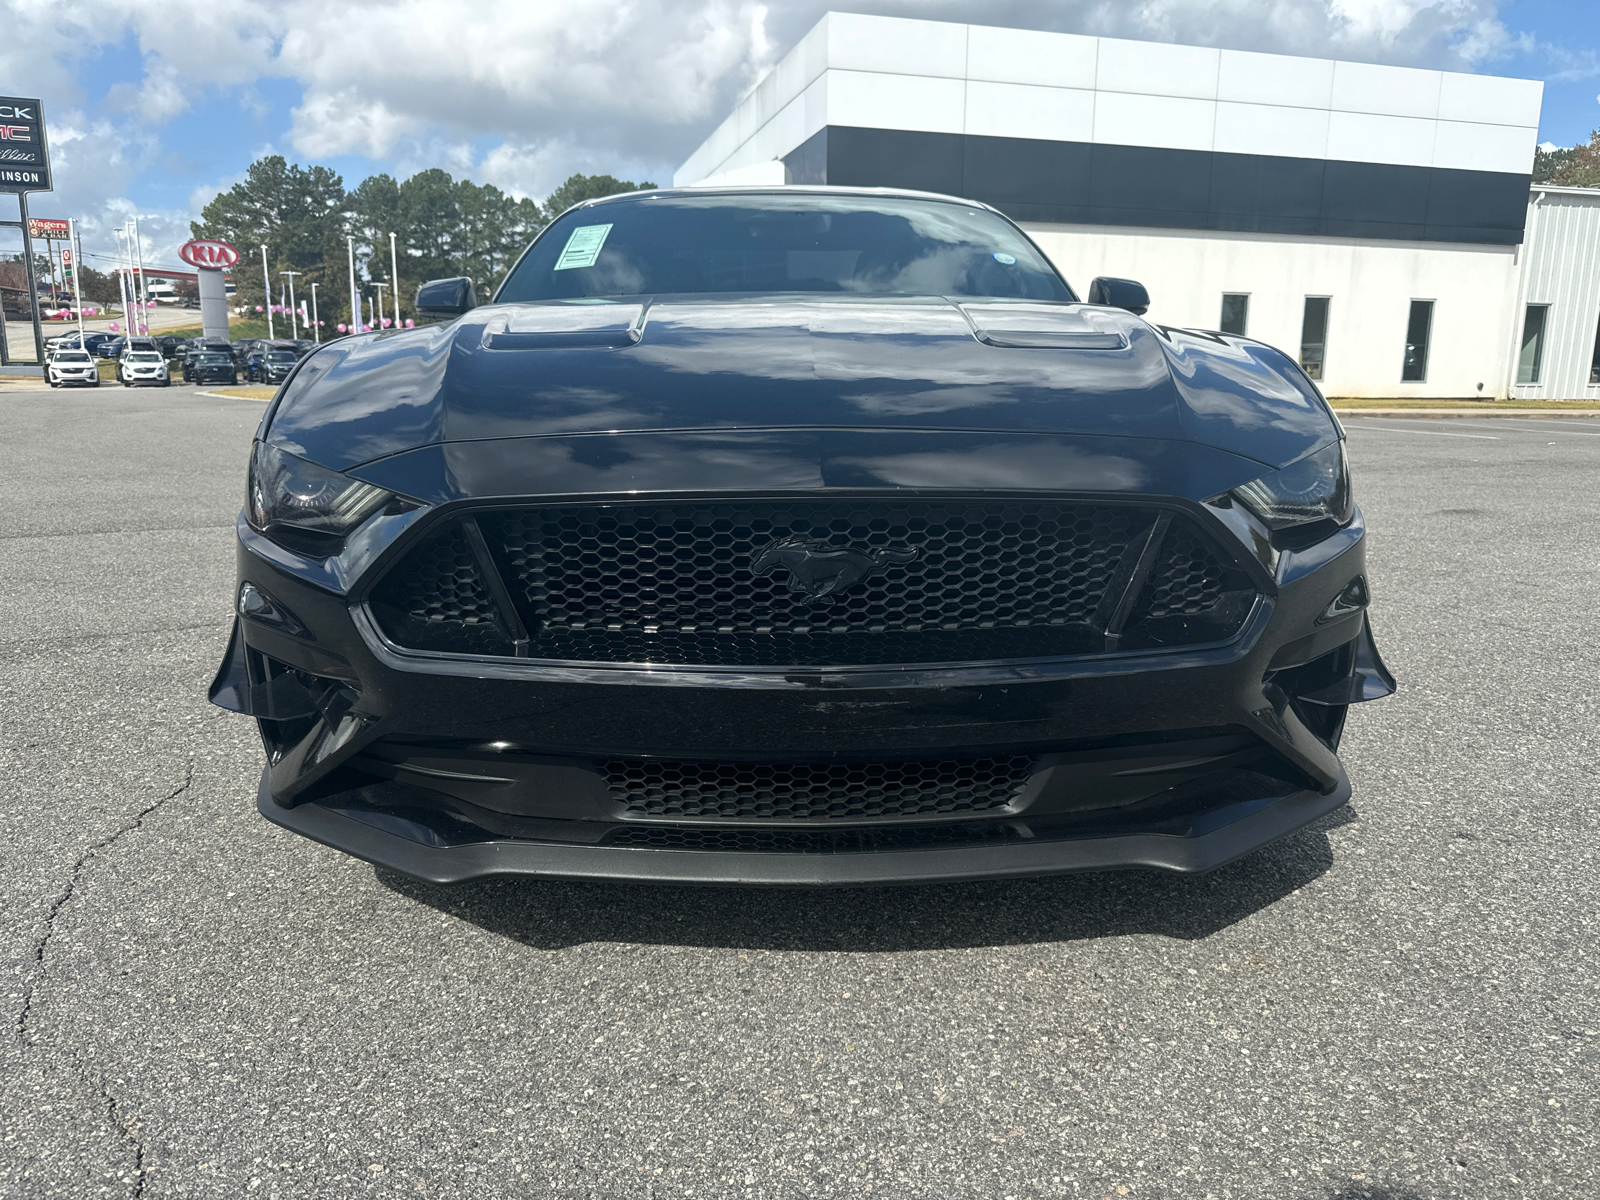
[{"left": 278, "top": 0, "right": 772, "bottom": 161}]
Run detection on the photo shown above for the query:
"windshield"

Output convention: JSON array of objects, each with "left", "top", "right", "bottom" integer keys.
[
  {"left": 198, "top": 354, "right": 229, "bottom": 364},
  {"left": 496, "top": 192, "right": 1073, "bottom": 303},
  {"left": 128, "top": 353, "right": 163, "bottom": 363},
  {"left": 56, "top": 352, "right": 91, "bottom": 363},
  {"left": 267, "top": 351, "right": 296, "bottom": 362}
]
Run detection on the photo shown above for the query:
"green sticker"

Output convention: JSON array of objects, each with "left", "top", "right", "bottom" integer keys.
[{"left": 553, "top": 223, "right": 613, "bottom": 270}]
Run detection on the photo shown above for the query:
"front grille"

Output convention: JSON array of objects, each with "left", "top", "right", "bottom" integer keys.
[
  {"left": 367, "top": 498, "right": 1258, "bottom": 667},
  {"left": 607, "top": 755, "right": 1036, "bottom": 821}
]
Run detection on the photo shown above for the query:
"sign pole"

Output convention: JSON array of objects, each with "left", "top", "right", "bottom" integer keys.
[
  {"left": 17, "top": 192, "right": 45, "bottom": 370},
  {"left": 260, "top": 245, "right": 273, "bottom": 340},
  {"left": 389, "top": 231, "right": 400, "bottom": 326},
  {"left": 131, "top": 216, "right": 148, "bottom": 336},
  {"left": 281, "top": 270, "right": 301, "bottom": 339},
  {"left": 310, "top": 282, "right": 319, "bottom": 344},
  {"left": 68, "top": 219, "right": 84, "bottom": 347},
  {"left": 347, "top": 236, "right": 359, "bottom": 336}
]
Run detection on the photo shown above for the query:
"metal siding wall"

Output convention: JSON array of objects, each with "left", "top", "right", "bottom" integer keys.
[{"left": 1515, "top": 192, "right": 1600, "bottom": 399}]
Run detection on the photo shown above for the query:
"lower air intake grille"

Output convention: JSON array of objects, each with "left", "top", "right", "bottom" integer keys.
[
  {"left": 603, "top": 822, "right": 1037, "bottom": 854},
  {"left": 366, "top": 498, "right": 1258, "bottom": 666},
  {"left": 606, "top": 755, "right": 1037, "bottom": 821}
]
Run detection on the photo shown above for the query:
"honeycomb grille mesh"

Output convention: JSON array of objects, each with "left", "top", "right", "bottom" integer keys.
[
  {"left": 367, "top": 523, "right": 512, "bottom": 654},
  {"left": 480, "top": 499, "right": 1149, "bottom": 665},
  {"left": 607, "top": 756, "right": 1036, "bottom": 821},
  {"left": 603, "top": 822, "right": 1035, "bottom": 854},
  {"left": 1130, "top": 523, "right": 1227, "bottom": 622},
  {"left": 367, "top": 499, "right": 1257, "bottom": 665}
]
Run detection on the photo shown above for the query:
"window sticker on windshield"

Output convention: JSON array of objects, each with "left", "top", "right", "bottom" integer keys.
[
  {"left": 554, "top": 224, "right": 613, "bottom": 271},
  {"left": 991, "top": 252, "right": 1017, "bottom": 265}
]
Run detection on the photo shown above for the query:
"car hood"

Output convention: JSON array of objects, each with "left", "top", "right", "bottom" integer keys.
[{"left": 267, "top": 296, "right": 1337, "bottom": 474}]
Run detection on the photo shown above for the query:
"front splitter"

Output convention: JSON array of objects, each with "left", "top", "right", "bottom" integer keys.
[{"left": 256, "top": 768, "right": 1349, "bottom": 887}]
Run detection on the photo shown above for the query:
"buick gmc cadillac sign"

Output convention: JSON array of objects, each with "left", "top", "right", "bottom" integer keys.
[{"left": 0, "top": 96, "right": 50, "bottom": 192}]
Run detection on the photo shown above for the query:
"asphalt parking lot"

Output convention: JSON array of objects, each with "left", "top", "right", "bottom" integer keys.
[{"left": 1, "top": 387, "right": 1596, "bottom": 1199}]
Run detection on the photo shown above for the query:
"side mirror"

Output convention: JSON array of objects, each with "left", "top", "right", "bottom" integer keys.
[
  {"left": 415, "top": 276, "right": 478, "bottom": 319},
  {"left": 1087, "top": 277, "right": 1150, "bottom": 317}
]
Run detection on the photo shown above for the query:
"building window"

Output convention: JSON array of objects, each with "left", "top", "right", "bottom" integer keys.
[
  {"left": 1590, "top": 315, "right": 1600, "bottom": 385},
  {"left": 1219, "top": 293, "right": 1249, "bottom": 336},
  {"left": 1517, "top": 304, "right": 1548, "bottom": 385},
  {"left": 1300, "top": 297, "right": 1330, "bottom": 381},
  {"left": 1401, "top": 300, "right": 1433, "bottom": 383}
]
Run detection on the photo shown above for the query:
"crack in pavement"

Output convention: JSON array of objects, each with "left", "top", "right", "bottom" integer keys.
[
  {"left": 13, "top": 760, "right": 193, "bottom": 1198},
  {"left": 15, "top": 761, "right": 194, "bottom": 1045},
  {"left": 96, "top": 1064, "right": 149, "bottom": 1200}
]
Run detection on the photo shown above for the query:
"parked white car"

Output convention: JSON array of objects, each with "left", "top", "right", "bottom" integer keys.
[
  {"left": 47, "top": 349, "right": 100, "bottom": 388},
  {"left": 118, "top": 350, "right": 169, "bottom": 387}
]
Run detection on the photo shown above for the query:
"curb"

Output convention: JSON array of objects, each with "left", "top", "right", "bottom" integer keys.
[{"left": 1332, "top": 408, "right": 1600, "bottom": 418}]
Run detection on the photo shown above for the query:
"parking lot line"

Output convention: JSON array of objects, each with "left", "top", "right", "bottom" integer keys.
[{"left": 1341, "top": 421, "right": 1498, "bottom": 439}]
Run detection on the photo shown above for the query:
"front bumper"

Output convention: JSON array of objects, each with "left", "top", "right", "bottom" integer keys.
[
  {"left": 214, "top": 488, "right": 1391, "bottom": 885},
  {"left": 257, "top": 763, "right": 1351, "bottom": 886}
]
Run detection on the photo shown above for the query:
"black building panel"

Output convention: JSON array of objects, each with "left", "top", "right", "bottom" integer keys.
[
  {"left": 1321, "top": 160, "right": 1432, "bottom": 230},
  {"left": 789, "top": 127, "right": 1530, "bottom": 246},
  {"left": 1210, "top": 153, "right": 1326, "bottom": 223},
  {"left": 1087, "top": 144, "right": 1214, "bottom": 215},
  {"left": 824, "top": 127, "right": 965, "bottom": 196},
  {"left": 1424, "top": 167, "right": 1531, "bottom": 237},
  {"left": 961, "top": 136, "right": 1092, "bottom": 207}
]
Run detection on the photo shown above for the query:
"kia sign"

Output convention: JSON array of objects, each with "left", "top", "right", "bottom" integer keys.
[
  {"left": 0, "top": 96, "right": 50, "bottom": 193},
  {"left": 180, "top": 239, "right": 241, "bottom": 269}
]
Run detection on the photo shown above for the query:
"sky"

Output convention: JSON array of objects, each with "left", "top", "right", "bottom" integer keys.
[{"left": 2, "top": 0, "right": 1597, "bottom": 276}]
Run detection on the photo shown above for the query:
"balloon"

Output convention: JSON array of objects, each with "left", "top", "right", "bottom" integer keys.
[
  {"left": 405, "top": 318, "right": 414, "bottom": 328},
  {"left": 381, "top": 318, "right": 392, "bottom": 328},
  {"left": 336, "top": 323, "right": 347, "bottom": 333},
  {"left": 109, "top": 322, "right": 120, "bottom": 332},
  {"left": 255, "top": 305, "right": 263, "bottom": 312}
]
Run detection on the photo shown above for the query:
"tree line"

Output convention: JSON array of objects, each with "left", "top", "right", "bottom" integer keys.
[
  {"left": 190, "top": 157, "right": 655, "bottom": 327},
  {"left": 1533, "top": 127, "right": 1600, "bottom": 188}
]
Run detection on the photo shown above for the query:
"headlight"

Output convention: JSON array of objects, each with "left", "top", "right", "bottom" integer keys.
[
  {"left": 1232, "top": 440, "right": 1352, "bottom": 530},
  {"left": 247, "top": 441, "right": 398, "bottom": 553}
]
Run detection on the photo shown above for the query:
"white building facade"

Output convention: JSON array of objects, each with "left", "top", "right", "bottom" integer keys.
[{"left": 674, "top": 14, "right": 1591, "bottom": 399}]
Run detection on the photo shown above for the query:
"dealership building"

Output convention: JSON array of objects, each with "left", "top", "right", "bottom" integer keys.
[{"left": 676, "top": 13, "right": 1600, "bottom": 400}]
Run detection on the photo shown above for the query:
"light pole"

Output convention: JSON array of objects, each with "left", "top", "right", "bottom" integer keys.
[
  {"left": 372, "top": 281, "right": 388, "bottom": 329},
  {"left": 281, "top": 270, "right": 302, "bottom": 338},
  {"left": 260, "top": 245, "right": 274, "bottom": 339},
  {"left": 310, "top": 282, "right": 320, "bottom": 344},
  {"left": 389, "top": 231, "right": 400, "bottom": 326}
]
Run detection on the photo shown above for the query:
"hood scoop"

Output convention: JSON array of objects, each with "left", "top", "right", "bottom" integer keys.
[
  {"left": 960, "top": 302, "right": 1129, "bottom": 350},
  {"left": 481, "top": 302, "right": 646, "bottom": 350}
]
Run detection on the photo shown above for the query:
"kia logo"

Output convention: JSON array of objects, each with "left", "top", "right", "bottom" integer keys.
[{"left": 179, "top": 239, "right": 240, "bottom": 269}]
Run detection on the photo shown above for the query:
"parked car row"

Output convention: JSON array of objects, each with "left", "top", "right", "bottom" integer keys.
[{"left": 40, "top": 331, "right": 319, "bottom": 391}]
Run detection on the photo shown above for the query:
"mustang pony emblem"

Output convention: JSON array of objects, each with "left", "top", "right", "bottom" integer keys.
[{"left": 751, "top": 535, "right": 918, "bottom": 600}]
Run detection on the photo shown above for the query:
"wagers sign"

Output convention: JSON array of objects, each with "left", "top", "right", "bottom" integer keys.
[
  {"left": 179, "top": 239, "right": 241, "bottom": 269},
  {"left": 0, "top": 96, "right": 50, "bottom": 193}
]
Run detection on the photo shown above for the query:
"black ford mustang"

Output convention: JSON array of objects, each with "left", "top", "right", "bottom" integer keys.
[{"left": 211, "top": 186, "right": 1394, "bottom": 886}]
